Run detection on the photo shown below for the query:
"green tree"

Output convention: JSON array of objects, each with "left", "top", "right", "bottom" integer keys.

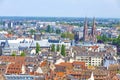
[
  {"left": 61, "top": 32, "right": 74, "bottom": 40},
  {"left": 11, "top": 52, "right": 16, "bottom": 56},
  {"left": 36, "top": 43, "right": 40, "bottom": 53},
  {"left": 67, "top": 32, "right": 74, "bottom": 40},
  {"left": 30, "top": 29, "right": 35, "bottom": 35},
  {"left": 56, "top": 29, "right": 61, "bottom": 34},
  {"left": 97, "top": 36, "right": 102, "bottom": 40},
  {"left": 20, "top": 52, "right": 26, "bottom": 56},
  {"left": 61, "top": 33, "right": 66, "bottom": 38},
  {"left": 97, "top": 35, "right": 110, "bottom": 43},
  {"left": 8, "top": 30, "right": 13, "bottom": 34},
  {"left": 61, "top": 45, "right": 66, "bottom": 57},
  {"left": 102, "top": 35, "right": 108, "bottom": 42},
  {"left": 117, "top": 70, "right": 120, "bottom": 74},
  {"left": 46, "top": 25, "right": 52, "bottom": 33},
  {"left": 51, "top": 44, "right": 55, "bottom": 52},
  {"left": 40, "top": 29, "right": 46, "bottom": 33},
  {"left": 112, "top": 35, "right": 120, "bottom": 47},
  {"left": 57, "top": 45, "right": 60, "bottom": 52},
  {"left": 112, "top": 38, "right": 117, "bottom": 45},
  {"left": 112, "top": 35, "right": 120, "bottom": 55}
]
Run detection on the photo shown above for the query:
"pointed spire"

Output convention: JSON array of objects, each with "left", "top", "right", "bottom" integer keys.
[
  {"left": 83, "top": 17, "right": 88, "bottom": 42},
  {"left": 91, "top": 17, "right": 97, "bottom": 43},
  {"left": 91, "top": 17, "right": 96, "bottom": 37},
  {"left": 93, "top": 17, "right": 96, "bottom": 26},
  {"left": 93, "top": 17, "right": 96, "bottom": 30},
  {"left": 4, "top": 39, "right": 9, "bottom": 47},
  {"left": 84, "top": 17, "right": 88, "bottom": 26}
]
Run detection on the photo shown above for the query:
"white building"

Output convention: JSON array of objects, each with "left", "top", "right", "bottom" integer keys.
[{"left": 75, "top": 54, "right": 103, "bottom": 66}]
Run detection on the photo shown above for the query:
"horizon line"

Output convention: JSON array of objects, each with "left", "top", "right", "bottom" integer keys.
[{"left": 0, "top": 16, "right": 120, "bottom": 19}]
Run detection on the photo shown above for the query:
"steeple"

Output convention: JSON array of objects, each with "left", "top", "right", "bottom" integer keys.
[
  {"left": 4, "top": 39, "right": 10, "bottom": 48},
  {"left": 91, "top": 17, "right": 97, "bottom": 43},
  {"left": 91, "top": 17, "right": 96, "bottom": 37},
  {"left": 83, "top": 17, "right": 88, "bottom": 41},
  {"left": 83, "top": 17, "right": 97, "bottom": 43},
  {"left": 2, "top": 39, "right": 11, "bottom": 55}
]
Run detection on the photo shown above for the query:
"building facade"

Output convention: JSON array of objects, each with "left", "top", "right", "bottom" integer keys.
[{"left": 75, "top": 55, "right": 103, "bottom": 66}]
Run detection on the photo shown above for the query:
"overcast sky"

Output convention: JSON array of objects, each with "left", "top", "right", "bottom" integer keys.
[{"left": 0, "top": 0, "right": 120, "bottom": 18}]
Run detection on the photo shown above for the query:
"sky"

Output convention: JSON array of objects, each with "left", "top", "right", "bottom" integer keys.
[{"left": 0, "top": 0, "right": 120, "bottom": 18}]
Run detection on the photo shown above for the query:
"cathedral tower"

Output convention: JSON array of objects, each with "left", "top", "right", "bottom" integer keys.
[
  {"left": 83, "top": 17, "right": 97, "bottom": 43},
  {"left": 83, "top": 18, "right": 88, "bottom": 42},
  {"left": 91, "top": 18, "right": 97, "bottom": 42}
]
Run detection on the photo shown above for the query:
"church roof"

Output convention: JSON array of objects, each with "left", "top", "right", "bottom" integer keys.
[{"left": 4, "top": 40, "right": 10, "bottom": 48}]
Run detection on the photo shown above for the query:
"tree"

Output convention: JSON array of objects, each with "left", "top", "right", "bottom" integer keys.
[
  {"left": 40, "top": 29, "right": 46, "bottom": 33},
  {"left": 67, "top": 32, "right": 74, "bottom": 40},
  {"left": 61, "top": 45, "right": 66, "bottom": 57},
  {"left": 56, "top": 29, "right": 61, "bottom": 34},
  {"left": 117, "top": 70, "right": 120, "bottom": 74},
  {"left": 30, "top": 29, "right": 35, "bottom": 35},
  {"left": 46, "top": 25, "right": 52, "bottom": 33},
  {"left": 112, "top": 35, "right": 120, "bottom": 47},
  {"left": 11, "top": 52, "right": 16, "bottom": 56},
  {"left": 36, "top": 43, "right": 40, "bottom": 53},
  {"left": 61, "top": 33, "right": 66, "bottom": 38},
  {"left": 20, "top": 52, "right": 26, "bottom": 56},
  {"left": 57, "top": 45, "right": 60, "bottom": 52},
  {"left": 51, "top": 44, "right": 55, "bottom": 52},
  {"left": 102, "top": 35, "right": 108, "bottom": 43},
  {"left": 112, "top": 38, "right": 117, "bottom": 45},
  {"left": 97, "top": 35, "right": 110, "bottom": 43},
  {"left": 117, "top": 35, "right": 120, "bottom": 47},
  {"left": 8, "top": 30, "right": 12, "bottom": 34},
  {"left": 61, "top": 32, "right": 74, "bottom": 40}
]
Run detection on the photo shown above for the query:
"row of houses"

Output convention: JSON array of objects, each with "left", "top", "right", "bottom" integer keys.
[{"left": 0, "top": 55, "right": 119, "bottom": 80}]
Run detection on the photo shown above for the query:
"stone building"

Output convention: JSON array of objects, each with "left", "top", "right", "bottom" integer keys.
[{"left": 83, "top": 18, "right": 97, "bottom": 43}]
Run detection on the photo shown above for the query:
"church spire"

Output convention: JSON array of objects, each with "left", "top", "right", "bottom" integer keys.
[
  {"left": 83, "top": 17, "right": 88, "bottom": 41},
  {"left": 91, "top": 17, "right": 97, "bottom": 43},
  {"left": 92, "top": 17, "right": 96, "bottom": 36}
]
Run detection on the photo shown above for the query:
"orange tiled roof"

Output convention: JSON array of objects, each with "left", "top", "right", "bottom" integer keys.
[
  {"left": 68, "top": 71, "right": 82, "bottom": 75},
  {"left": 56, "top": 62, "right": 73, "bottom": 70},
  {"left": 0, "top": 56, "right": 25, "bottom": 64},
  {"left": 6, "top": 63, "right": 23, "bottom": 74},
  {"left": 72, "top": 61, "right": 86, "bottom": 69},
  {"left": 40, "top": 60, "right": 48, "bottom": 67},
  {"left": 73, "top": 61, "right": 85, "bottom": 65},
  {"left": 58, "top": 62, "right": 72, "bottom": 67},
  {"left": 90, "top": 46, "right": 99, "bottom": 49},
  {"left": 56, "top": 72, "right": 65, "bottom": 77}
]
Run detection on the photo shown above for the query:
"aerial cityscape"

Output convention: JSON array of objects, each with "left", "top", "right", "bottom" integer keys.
[{"left": 0, "top": 0, "right": 120, "bottom": 80}]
